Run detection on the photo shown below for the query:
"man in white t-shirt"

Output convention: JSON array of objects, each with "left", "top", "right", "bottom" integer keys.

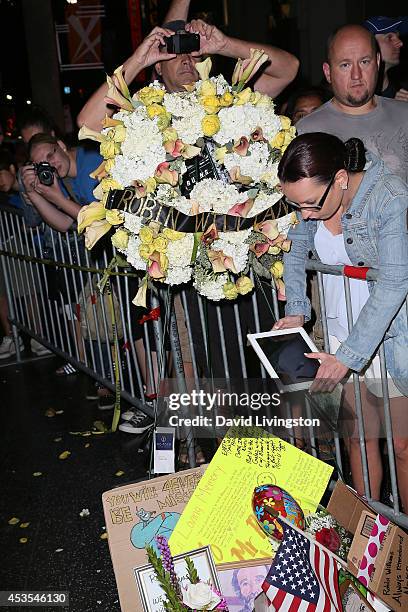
[{"left": 297, "top": 24, "right": 408, "bottom": 182}]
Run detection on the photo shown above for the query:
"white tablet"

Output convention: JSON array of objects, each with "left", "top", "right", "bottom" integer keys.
[{"left": 247, "top": 328, "right": 321, "bottom": 393}]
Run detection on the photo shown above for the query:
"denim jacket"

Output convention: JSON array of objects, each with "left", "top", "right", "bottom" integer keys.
[{"left": 283, "top": 154, "right": 408, "bottom": 395}]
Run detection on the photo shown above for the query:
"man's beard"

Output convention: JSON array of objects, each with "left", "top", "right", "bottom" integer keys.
[{"left": 345, "top": 88, "right": 371, "bottom": 106}]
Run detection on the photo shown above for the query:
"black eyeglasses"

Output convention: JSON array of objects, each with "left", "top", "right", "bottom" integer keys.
[{"left": 283, "top": 173, "right": 336, "bottom": 211}]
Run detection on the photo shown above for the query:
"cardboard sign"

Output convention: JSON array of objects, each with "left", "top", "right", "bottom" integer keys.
[
  {"left": 328, "top": 480, "right": 408, "bottom": 610},
  {"left": 169, "top": 426, "right": 333, "bottom": 564},
  {"left": 102, "top": 466, "right": 206, "bottom": 612}
]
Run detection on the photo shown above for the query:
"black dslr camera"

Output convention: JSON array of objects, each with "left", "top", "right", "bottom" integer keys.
[
  {"left": 166, "top": 30, "right": 200, "bottom": 54},
  {"left": 33, "top": 161, "right": 56, "bottom": 186}
]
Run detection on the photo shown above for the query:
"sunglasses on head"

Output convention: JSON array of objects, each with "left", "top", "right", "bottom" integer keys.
[{"left": 283, "top": 173, "right": 336, "bottom": 211}]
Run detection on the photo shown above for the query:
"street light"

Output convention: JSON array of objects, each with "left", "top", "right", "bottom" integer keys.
[
  {"left": 6, "top": 94, "right": 12, "bottom": 100},
  {"left": 26, "top": 100, "right": 32, "bottom": 104}
]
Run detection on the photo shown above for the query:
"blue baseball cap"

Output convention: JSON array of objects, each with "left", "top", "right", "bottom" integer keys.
[{"left": 363, "top": 16, "right": 408, "bottom": 35}]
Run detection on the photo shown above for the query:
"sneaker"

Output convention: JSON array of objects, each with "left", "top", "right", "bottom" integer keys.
[
  {"left": 121, "top": 409, "right": 135, "bottom": 421},
  {"left": 0, "top": 335, "right": 24, "bottom": 360},
  {"left": 118, "top": 410, "right": 153, "bottom": 434},
  {"left": 31, "top": 338, "right": 52, "bottom": 356}
]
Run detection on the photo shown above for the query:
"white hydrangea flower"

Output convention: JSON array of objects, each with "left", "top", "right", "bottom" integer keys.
[
  {"left": 172, "top": 195, "right": 192, "bottom": 215},
  {"left": 164, "top": 266, "right": 192, "bottom": 285},
  {"left": 167, "top": 234, "right": 194, "bottom": 266},
  {"left": 110, "top": 107, "right": 165, "bottom": 185},
  {"left": 250, "top": 190, "right": 283, "bottom": 217},
  {"left": 215, "top": 103, "right": 281, "bottom": 146},
  {"left": 212, "top": 228, "right": 251, "bottom": 273},
  {"left": 123, "top": 213, "right": 143, "bottom": 234},
  {"left": 190, "top": 178, "right": 247, "bottom": 213},
  {"left": 172, "top": 109, "right": 206, "bottom": 144},
  {"left": 155, "top": 184, "right": 178, "bottom": 203},
  {"left": 194, "top": 272, "right": 229, "bottom": 301},
  {"left": 224, "top": 142, "right": 270, "bottom": 183},
  {"left": 126, "top": 235, "right": 146, "bottom": 271},
  {"left": 163, "top": 91, "right": 199, "bottom": 117}
]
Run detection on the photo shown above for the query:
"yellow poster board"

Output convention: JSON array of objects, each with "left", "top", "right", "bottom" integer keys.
[{"left": 169, "top": 427, "right": 333, "bottom": 565}]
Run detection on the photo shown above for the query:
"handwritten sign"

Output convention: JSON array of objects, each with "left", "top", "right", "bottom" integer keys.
[{"left": 169, "top": 427, "right": 333, "bottom": 564}]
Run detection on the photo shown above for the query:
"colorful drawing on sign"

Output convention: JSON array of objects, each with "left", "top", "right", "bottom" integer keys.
[{"left": 130, "top": 508, "right": 180, "bottom": 553}]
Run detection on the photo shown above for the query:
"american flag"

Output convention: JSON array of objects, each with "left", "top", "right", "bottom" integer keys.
[{"left": 262, "top": 520, "right": 342, "bottom": 612}]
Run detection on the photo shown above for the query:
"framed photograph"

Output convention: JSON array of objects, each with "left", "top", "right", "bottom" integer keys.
[
  {"left": 247, "top": 328, "right": 321, "bottom": 393},
  {"left": 216, "top": 558, "right": 272, "bottom": 612},
  {"left": 135, "top": 545, "right": 221, "bottom": 612},
  {"left": 339, "top": 579, "right": 376, "bottom": 612}
]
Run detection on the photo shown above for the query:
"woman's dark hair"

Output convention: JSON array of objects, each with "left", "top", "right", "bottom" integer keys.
[
  {"left": 278, "top": 133, "right": 366, "bottom": 184},
  {"left": 285, "top": 87, "right": 330, "bottom": 121},
  {"left": 0, "top": 149, "right": 14, "bottom": 172},
  {"left": 27, "top": 133, "right": 62, "bottom": 160}
]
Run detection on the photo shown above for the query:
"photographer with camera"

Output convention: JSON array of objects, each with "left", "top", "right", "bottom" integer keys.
[
  {"left": 77, "top": 0, "right": 299, "bottom": 130},
  {"left": 21, "top": 134, "right": 101, "bottom": 232}
]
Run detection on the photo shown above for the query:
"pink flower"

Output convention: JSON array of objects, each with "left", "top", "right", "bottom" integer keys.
[
  {"left": 233, "top": 136, "right": 250, "bottom": 156},
  {"left": 228, "top": 198, "right": 254, "bottom": 217},
  {"left": 164, "top": 139, "right": 184, "bottom": 158}
]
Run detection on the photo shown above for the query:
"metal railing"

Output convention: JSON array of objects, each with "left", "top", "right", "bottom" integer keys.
[{"left": 0, "top": 208, "right": 407, "bottom": 528}]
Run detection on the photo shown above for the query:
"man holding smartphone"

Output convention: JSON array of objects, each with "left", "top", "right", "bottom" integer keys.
[{"left": 77, "top": 0, "right": 299, "bottom": 130}]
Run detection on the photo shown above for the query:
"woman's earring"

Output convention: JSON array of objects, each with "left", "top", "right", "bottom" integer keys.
[{"left": 341, "top": 184, "right": 347, "bottom": 190}]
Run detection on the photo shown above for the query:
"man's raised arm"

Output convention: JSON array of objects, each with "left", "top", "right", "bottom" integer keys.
[
  {"left": 186, "top": 19, "right": 299, "bottom": 99},
  {"left": 77, "top": 27, "right": 176, "bottom": 131},
  {"left": 163, "top": 0, "right": 190, "bottom": 24}
]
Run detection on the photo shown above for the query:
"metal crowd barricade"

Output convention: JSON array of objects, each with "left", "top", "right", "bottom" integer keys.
[{"left": 1, "top": 207, "right": 407, "bottom": 528}]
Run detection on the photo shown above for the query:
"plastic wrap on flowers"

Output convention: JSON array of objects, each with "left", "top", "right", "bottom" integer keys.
[
  {"left": 252, "top": 485, "right": 305, "bottom": 542},
  {"left": 77, "top": 55, "right": 298, "bottom": 303}
]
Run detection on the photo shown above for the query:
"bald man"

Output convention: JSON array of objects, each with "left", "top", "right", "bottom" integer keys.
[{"left": 297, "top": 24, "right": 408, "bottom": 182}]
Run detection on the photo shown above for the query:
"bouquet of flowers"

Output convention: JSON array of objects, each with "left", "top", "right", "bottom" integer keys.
[
  {"left": 77, "top": 52, "right": 297, "bottom": 304},
  {"left": 147, "top": 536, "right": 228, "bottom": 611},
  {"left": 304, "top": 506, "right": 353, "bottom": 562}
]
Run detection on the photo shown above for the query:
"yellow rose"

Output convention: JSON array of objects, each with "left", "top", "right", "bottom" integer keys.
[
  {"left": 138, "top": 86, "right": 165, "bottom": 106},
  {"left": 157, "top": 112, "right": 171, "bottom": 131},
  {"left": 215, "top": 146, "right": 227, "bottom": 164},
  {"left": 145, "top": 177, "right": 157, "bottom": 193},
  {"left": 270, "top": 130, "right": 285, "bottom": 149},
  {"left": 219, "top": 91, "right": 234, "bottom": 107},
  {"left": 271, "top": 260, "right": 284, "bottom": 279},
  {"left": 234, "top": 87, "right": 252, "bottom": 106},
  {"left": 162, "top": 127, "right": 178, "bottom": 142},
  {"left": 105, "top": 209, "right": 124, "bottom": 225},
  {"left": 100, "top": 139, "right": 120, "bottom": 159},
  {"left": 162, "top": 228, "right": 185, "bottom": 241},
  {"left": 236, "top": 276, "right": 254, "bottom": 296},
  {"left": 147, "top": 103, "right": 166, "bottom": 119},
  {"left": 111, "top": 228, "right": 129, "bottom": 250},
  {"left": 223, "top": 280, "right": 239, "bottom": 300},
  {"left": 152, "top": 236, "right": 168, "bottom": 253},
  {"left": 250, "top": 91, "right": 262, "bottom": 105},
  {"left": 104, "top": 158, "right": 115, "bottom": 173},
  {"left": 202, "top": 114, "right": 220, "bottom": 137},
  {"left": 100, "top": 177, "right": 122, "bottom": 193},
  {"left": 201, "top": 95, "right": 220, "bottom": 114},
  {"left": 139, "top": 243, "right": 155, "bottom": 260},
  {"left": 280, "top": 115, "right": 292, "bottom": 130},
  {"left": 269, "top": 246, "right": 281, "bottom": 255},
  {"left": 254, "top": 93, "right": 273, "bottom": 108},
  {"left": 112, "top": 124, "right": 127, "bottom": 143},
  {"left": 139, "top": 226, "right": 155, "bottom": 244},
  {"left": 200, "top": 80, "right": 217, "bottom": 97}
]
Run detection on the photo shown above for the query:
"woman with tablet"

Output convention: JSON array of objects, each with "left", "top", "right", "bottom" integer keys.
[{"left": 273, "top": 132, "right": 408, "bottom": 510}]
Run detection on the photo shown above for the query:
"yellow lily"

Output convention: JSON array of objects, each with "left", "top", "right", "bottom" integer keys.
[
  {"left": 105, "top": 75, "right": 134, "bottom": 112},
  {"left": 78, "top": 125, "right": 104, "bottom": 143},
  {"left": 84, "top": 219, "right": 111, "bottom": 249},
  {"left": 113, "top": 65, "right": 131, "bottom": 100},
  {"left": 196, "top": 57, "right": 212, "bottom": 81},
  {"left": 77, "top": 201, "right": 107, "bottom": 234}
]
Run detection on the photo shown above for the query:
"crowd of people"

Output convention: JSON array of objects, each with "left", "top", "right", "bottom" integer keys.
[{"left": 1, "top": 0, "right": 408, "bottom": 507}]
